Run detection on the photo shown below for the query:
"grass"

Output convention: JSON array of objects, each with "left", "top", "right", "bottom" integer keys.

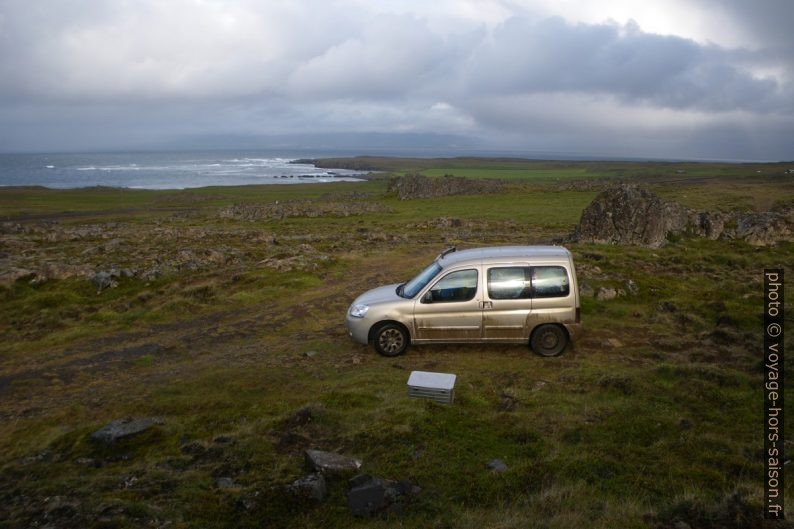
[
  {"left": 0, "top": 158, "right": 792, "bottom": 528},
  {"left": 420, "top": 167, "right": 591, "bottom": 180}
]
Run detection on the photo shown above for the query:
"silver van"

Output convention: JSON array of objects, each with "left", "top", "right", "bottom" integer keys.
[{"left": 346, "top": 246, "right": 581, "bottom": 357}]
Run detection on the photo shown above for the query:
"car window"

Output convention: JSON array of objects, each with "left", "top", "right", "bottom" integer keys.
[
  {"left": 488, "top": 267, "right": 531, "bottom": 299},
  {"left": 531, "top": 266, "right": 570, "bottom": 298},
  {"left": 426, "top": 269, "right": 478, "bottom": 303},
  {"left": 402, "top": 262, "right": 442, "bottom": 298}
]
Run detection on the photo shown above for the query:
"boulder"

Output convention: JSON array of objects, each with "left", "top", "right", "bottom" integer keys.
[
  {"left": 90, "top": 417, "right": 163, "bottom": 444},
  {"left": 288, "top": 473, "right": 327, "bottom": 502},
  {"left": 573, "top": 184, "right": 690, "bottom": 247},
  {"left": 596, "top": 287, "right": 618, "bottom": 301},
  {"left": 347, "top": 474, "right": 415, "bottom": 517},
  {"left": 90, "top": 270, "right": 121, "bottom": 291},
  {"left": 304, "top": 449, "right": 362, "bottom": 476}
]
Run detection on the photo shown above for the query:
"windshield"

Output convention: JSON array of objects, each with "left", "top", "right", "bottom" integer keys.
[{"left": 400, "top": 262, "right": 442, "bottom": 298}]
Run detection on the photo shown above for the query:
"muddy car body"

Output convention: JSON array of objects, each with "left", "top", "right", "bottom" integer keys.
[{"left": 346, "top": 246, "right": 581, "bottom": 356}]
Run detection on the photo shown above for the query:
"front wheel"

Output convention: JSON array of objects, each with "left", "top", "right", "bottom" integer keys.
[
  {"left": 530, "top": 324, "right": 568, "bottom": 357},
  {"left": 372, "top": 323, "right": 409, "bottom": 357}
]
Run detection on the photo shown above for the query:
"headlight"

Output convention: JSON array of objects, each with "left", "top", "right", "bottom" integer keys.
[{"left": 349, "top": 303, "right": 369, "bottom": 318}]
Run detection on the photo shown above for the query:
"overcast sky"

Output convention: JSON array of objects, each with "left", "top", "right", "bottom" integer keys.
[{"left": 0, "top": 0, "right": 792, "bottom": 160}]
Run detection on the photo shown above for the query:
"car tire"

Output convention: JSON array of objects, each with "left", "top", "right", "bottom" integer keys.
[
  {"left": 372, "top": 323, "right": 409, "bottom": 357},
  {"left": 530, "top": 324, "right": 568, "bottom": 357}
]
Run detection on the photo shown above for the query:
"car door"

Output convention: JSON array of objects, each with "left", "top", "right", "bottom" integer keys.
[
  {"left": 482, "top": 264, "right": 533, "bottom": 341},
  {"left": 413, "top": 267, "right": 482, "bottom": 341}
]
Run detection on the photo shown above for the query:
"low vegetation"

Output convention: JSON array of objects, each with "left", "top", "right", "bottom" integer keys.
[{"left": 0, "top": 159, "right": 792, "bottom": 528}]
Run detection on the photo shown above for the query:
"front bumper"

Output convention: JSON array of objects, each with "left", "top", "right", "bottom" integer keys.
[{"left": 346, "top": 314, "right": 370, "bottom": 345}]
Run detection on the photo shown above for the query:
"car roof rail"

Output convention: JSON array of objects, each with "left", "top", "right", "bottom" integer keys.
[{"left": 437, "top": 246, "right": 457, "bottom": 260}]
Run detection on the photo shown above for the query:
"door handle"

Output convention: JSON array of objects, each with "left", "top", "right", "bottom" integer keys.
[{"left": 480, "top": 301, "right": 493, "bottom": 309}]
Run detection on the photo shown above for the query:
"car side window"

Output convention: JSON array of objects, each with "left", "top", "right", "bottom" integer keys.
[
  {"left": 488, "top": 267, "right": 531, "bottom": 299},
  {"left": 531, "top": 266, "right": 570, "bottom": 298},
  {"left": 426, "top": 269, "right": 478, "bottom": 303}
]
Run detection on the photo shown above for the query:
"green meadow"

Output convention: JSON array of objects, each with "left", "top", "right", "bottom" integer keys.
[{"left": 0, "top": 158, "right": 792, "bottom": 528}]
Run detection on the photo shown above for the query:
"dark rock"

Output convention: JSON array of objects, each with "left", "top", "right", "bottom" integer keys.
[
  {"left": 579, "top": 282, "right": 595, "bottom": 297},
  {"left": 347, "top": 474, "right": 415, "bottom": 517},
  {"left": 487, "top": 459, "right": 508, "bottom": 473},
  {"left": 90, "top": 417, "right": 163, "bottom": 444},
  {"left": 216, "top": 477, "right": 236, "bottom": 489},
  {"left": 288, "top": 473, "right": 327, "bottom": 502},
  {"left": 90, "top": 271, "right": 113, "bottom": 291},
  {"left": 305, "top": 449, "right": 362, "bottom": 476},
  {"left": 286, "top": 406, "right": 319, "bottom": 428}
]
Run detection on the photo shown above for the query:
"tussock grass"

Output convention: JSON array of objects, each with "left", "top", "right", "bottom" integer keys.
[{"left": 0, "top": 162, "right": 791, "bottom": 528}]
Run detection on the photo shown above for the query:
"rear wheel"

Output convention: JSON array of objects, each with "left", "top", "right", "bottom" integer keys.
[
  {"left": 372, "top": 323, "right": 409, "bottom": 357},
  {"left": 530, "top": 324, "right": 568, "bottom": 357}
]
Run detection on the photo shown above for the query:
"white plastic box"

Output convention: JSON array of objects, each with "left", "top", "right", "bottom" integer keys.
[{"left": 407, "top": 371, "right": 457, "bottom": 404}]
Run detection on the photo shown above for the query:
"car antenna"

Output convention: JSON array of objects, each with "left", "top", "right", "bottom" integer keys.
[{"left": 438, "top": 246, "right": 457, "bottom": 260}]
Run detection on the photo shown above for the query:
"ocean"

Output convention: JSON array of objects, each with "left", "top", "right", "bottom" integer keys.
[{"left": 0, "top": 150, "right": 368, "bottom": 189}]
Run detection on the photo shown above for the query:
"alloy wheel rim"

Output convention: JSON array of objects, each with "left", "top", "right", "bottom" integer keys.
[{"left": 379, "top": 328, "right": 404, "bottom": 353}]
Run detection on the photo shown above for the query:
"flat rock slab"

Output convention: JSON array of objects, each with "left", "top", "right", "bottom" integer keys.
[
  {"left": 90, "top": 417, "right": 164, "bottom": 444},
  {"left": 305, "top": 449, "right": 362, "bottom": 476}
]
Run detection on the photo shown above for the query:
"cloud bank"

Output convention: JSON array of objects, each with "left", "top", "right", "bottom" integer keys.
[{"left": 0, "top": 0, "right": 791, "bottom": 159}]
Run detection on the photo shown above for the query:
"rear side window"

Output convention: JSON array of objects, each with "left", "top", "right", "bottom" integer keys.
[
  {"left": 488, "top": 267, "right": 531, "bottom": 299},
  {"left": 531, "top": 266, "right": 570, "bottom": 298}
]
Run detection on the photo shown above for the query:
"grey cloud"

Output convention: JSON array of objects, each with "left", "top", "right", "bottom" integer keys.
[
  {"left": 0, "top": 1, "right": 792, "bottom": 159},
  {"left": 464, "top": 16, "right": 788, "bottom": 113}
]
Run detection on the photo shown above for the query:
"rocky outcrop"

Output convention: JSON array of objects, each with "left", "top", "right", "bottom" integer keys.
[
  {"left": 573, "top": 185, "right": 691, "bottom": 247},
  {"left": 387, "top": 173, "right": 505, "bottom": 200},
  {"left": 218, "top": 200, "right": 390, "bottom": 221},
  {"left": 573, "top": 185, "right": 794, "bottom": 247}
]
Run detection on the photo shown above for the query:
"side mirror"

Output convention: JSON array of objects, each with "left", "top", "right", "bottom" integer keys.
[{"left": 422, "top": 291, "right": 433, "bottom": 303}]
